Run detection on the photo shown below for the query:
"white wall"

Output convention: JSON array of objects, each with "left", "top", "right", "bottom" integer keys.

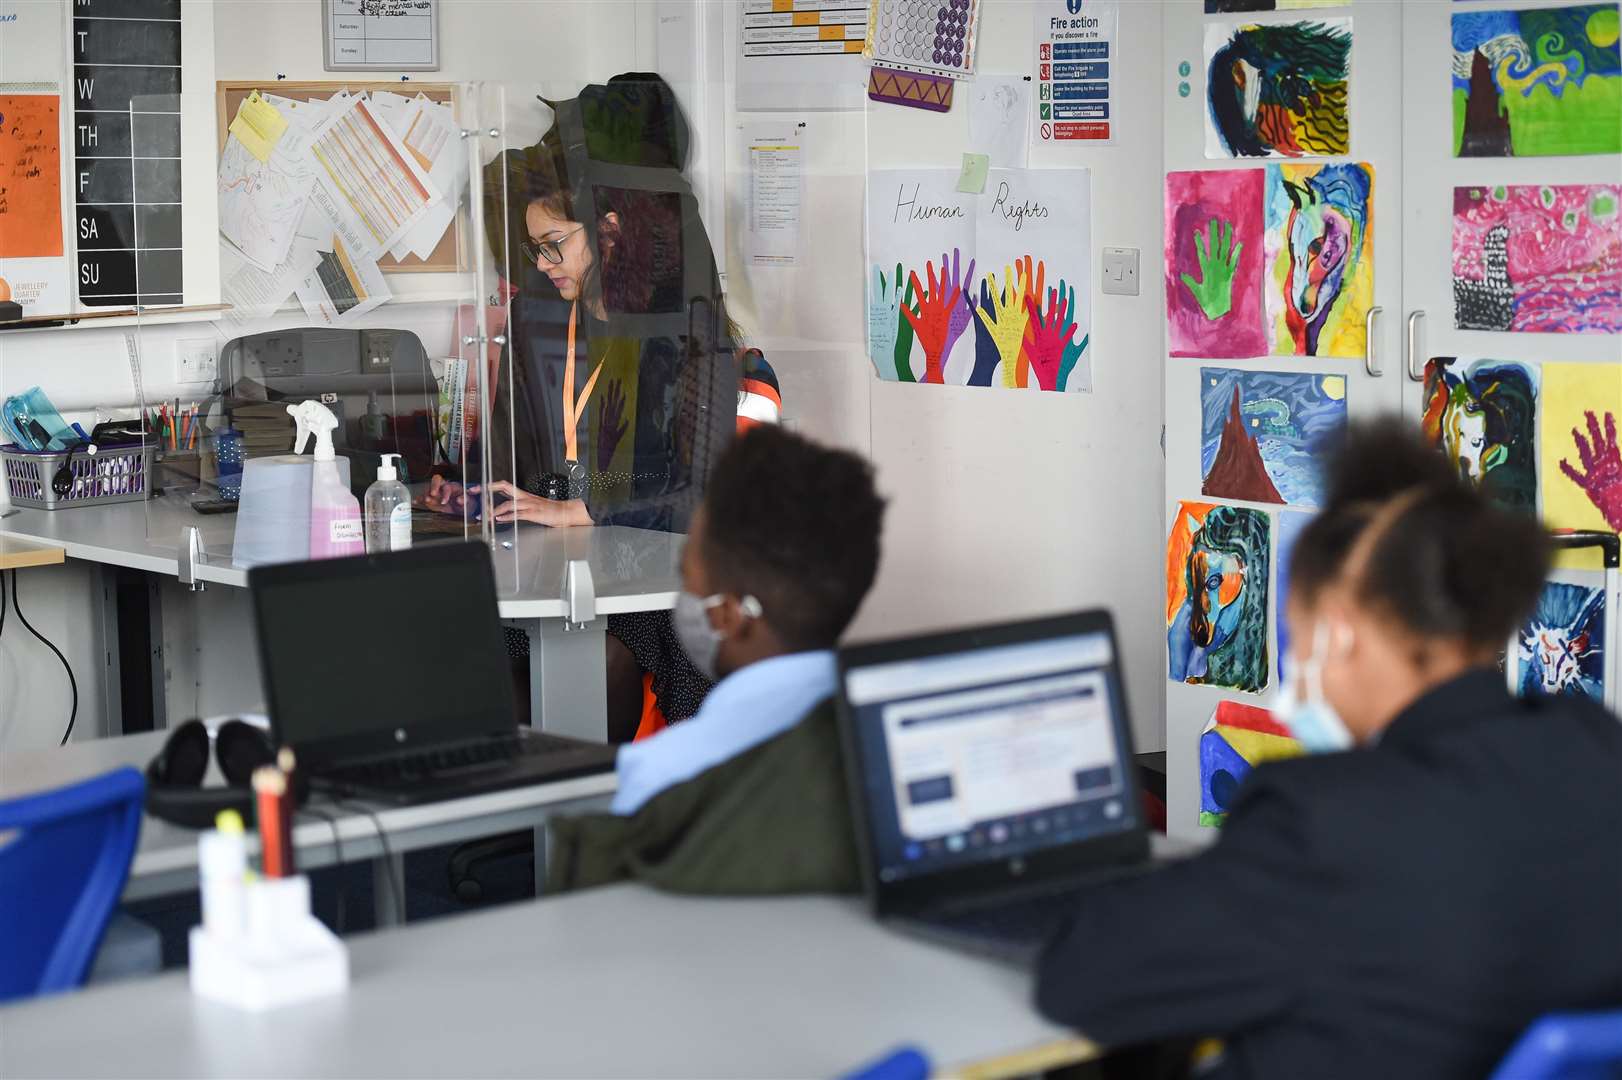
[{"left": 721, "top": 0, "right": 1168, "bottom": 751}]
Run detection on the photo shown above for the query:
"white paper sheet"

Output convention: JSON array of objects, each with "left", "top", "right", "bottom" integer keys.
[
  {"left": 293, "top": 192, "right": 391, "bottom": 327},
  {"left": 306, "top": 94, "right": 440, "bottom": 259},
  {"left": 744, "top": 122, "right": 807, "bottom": 269},
  {"left": 866, "top": 167, "right": 1092, "bottom": 392},
  {"left": 736, "top": 1, "right": 869, "bottom": 111},
  {"left": 220, "top": 234, "right": 320, "bottom": 327},
  {"left": 386, "top": 96, "right": 463, "bottom": 262},
  {"left": 216, "top": 128, "right": 318, "bottom": 274},
  {"left": 968, "top": 76, "right": 1031, "bottom": 168}
]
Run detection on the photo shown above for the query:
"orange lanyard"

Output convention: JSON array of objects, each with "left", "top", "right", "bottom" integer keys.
[{"left": 561, "top": 299, "right": 605, "bottom": 464}]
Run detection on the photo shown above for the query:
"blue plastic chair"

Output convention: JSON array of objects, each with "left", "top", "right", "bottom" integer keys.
[
  {"left": 0, "top": 767, "right": 145, "bottom": 1003},
  {"left": 1489, "top": 1011, "right": 1622, "bottom": 1080},
  {"left": 839, "top": 1046, "right": 930, "bottom": 1080}
]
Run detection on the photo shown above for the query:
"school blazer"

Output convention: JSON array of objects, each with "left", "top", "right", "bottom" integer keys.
[
  {"left": 547, "top": 699, "right": 861, "bottom": 896},
  {"left": 1036, "top": 669, "right": 1622, "bottom": 1080}
]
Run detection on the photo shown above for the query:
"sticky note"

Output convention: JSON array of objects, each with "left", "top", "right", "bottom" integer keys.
[
  {"left": 956, "top": 152, "right": 990, "bottom": 195},
  {"left": 228, "top": 90, "right": 289, "bottom": 163}
]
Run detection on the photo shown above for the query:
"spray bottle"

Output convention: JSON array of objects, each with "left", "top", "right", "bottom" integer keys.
[
  {"left": 288, "top": 400, "right": 364, "bottom": 560},
  {"left": 364, "top": 453, "right": 412, "bottom": 553}
]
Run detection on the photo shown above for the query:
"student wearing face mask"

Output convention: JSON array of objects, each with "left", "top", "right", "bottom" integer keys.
[
  {"left": 546, "top": 425, "right": 886, "bottom": 894},
  {"left": 1036, "top": 418, "right": 1622, "bottom": 1080}
]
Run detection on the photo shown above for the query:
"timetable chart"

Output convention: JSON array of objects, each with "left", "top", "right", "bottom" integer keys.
[
  {"left": 72, "top": 0, "right": 184, "bottom": 307},
  {"left": 742, "top": 1, "right": 868, "bottom": 56}
]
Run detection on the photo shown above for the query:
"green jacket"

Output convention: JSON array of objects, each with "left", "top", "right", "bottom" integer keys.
[{"left": 546, "top": 698, "right": 862, "bottom": 896}]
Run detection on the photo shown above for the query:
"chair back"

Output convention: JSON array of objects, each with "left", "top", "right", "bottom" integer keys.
[
  {"left": 1489, "top": 1011, "right": 1622, "bottom": 1080},
  {"left": 0, "top": 766, "right": 145, "bottom": 1003}
]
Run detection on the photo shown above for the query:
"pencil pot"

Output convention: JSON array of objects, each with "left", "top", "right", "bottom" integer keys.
[
  {"left": 154, "top": 449, "right": 203, "bottom": 496},
  {"left": 1, "top": 443, "right": 154, "bottom": 509}
]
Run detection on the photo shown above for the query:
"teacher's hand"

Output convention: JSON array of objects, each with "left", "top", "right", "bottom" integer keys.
[
  {"left": 471, "top": 481, "right": 593, "bottom": 528},
  {"left": 424, "top": 475, "right": 463, "bottom": 510}
]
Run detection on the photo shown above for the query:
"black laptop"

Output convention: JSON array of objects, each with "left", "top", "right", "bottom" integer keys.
[
  {"left": 249, "top": 542, "right": 616, "bottom": 804},
  {"left": 836, "top": 610, "right": 1152, "bottom": 968}
]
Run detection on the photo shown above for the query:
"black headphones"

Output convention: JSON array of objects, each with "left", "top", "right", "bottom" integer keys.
[{"left": 144, "top": 719, "right": 279, "bottom": 829}]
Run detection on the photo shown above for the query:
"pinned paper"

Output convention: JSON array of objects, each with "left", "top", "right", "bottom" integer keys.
[
  {"left": 955, "top": 152, "right": 990, "bottom": 194},
  {"left": 229, "top": 90, "right": 289, "bottom": 163}
]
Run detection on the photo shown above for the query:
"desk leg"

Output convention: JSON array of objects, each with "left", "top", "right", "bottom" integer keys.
[
  {"left": 373, "top": 853, "right": 405, "bottom": 927},
  {"left": 523, "top": 619, "right": 607, "bottom": 742}
]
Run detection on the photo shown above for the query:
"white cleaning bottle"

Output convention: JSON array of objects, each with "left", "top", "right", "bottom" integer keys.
[
  {"left": 364, "top": 453, "right": 412, "bottom": 554},
  {"left": 288, "top": 401, "right": 364, "bottom": 560}
]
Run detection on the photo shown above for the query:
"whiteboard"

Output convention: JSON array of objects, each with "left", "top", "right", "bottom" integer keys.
[{"left": 323, "top": 0, "right": 439, "bottom": 71}]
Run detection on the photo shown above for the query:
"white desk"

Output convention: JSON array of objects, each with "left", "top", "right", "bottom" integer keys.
[
  {"left": 0, "top": 498, "right": 684, "bottom": 741},
  {"left": 0, "top": 729, "right": 616, "bottom": 917},
  {"left": 0, "top": 884, "right": 1097, "bottom": 1079}
]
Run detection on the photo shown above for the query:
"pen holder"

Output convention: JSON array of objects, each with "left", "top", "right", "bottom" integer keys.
[{"left": 189, "top": 874, "right": 349, "bottom": 1012}]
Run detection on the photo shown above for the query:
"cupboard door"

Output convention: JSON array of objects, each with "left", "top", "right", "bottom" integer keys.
[{"left": 1162, "top": 0, "right": 1406, "bottom": 841}]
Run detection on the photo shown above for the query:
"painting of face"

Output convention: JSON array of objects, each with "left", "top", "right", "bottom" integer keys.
[
  {"left": 1167, "top": 501, "right": 1272, "bottom": 694},
  {"left": 1516, "top": 579, "right": 1606, "bottom": 702},
  {"left": 1422, "top": 358, "right": 1540, "bottom": 513},
  {"left": 1265, "top": 162, "right": 1374, "bottom": 358},
  {"left": 1204, "top": 19, "right": 1352, "bottom": 159}
]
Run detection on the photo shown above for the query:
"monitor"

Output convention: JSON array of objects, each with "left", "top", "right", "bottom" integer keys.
[
  {"left": 250, "top": 542, "right": 517, "bottom": 767},
  {"left": 838, "top": 611, "right": 1142, "bottom": 900}
]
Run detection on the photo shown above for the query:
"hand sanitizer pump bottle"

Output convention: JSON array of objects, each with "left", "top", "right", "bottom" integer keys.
[
  {"left": 364, "top": 452, "right": 412, "bottom": 553},
  {"left": 288, "top": 401, "right": 364, "bottom": 560}
]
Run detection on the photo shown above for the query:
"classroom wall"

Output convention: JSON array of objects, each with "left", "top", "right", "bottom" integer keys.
[{"left": 720, "top": 0, "right": 1168, "bottom": 751}]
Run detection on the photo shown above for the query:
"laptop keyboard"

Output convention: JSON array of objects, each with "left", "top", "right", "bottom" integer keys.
[
  {"left": 323, "top": 731, "right": 581, "bottom": 788},
  {"left": 925, "top": 889, "right": 1086, "bottom": 945}
]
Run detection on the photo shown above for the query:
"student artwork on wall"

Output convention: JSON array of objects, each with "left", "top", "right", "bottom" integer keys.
[
  {"left": 1514, "top": 576, "right": 1607, "bottom": 703},
  {"left": 1164, "top": 170, "right": 1267, "bottom": 359},
  {"left": 1204, "top": 19, "right": 1352, "bottom": 159},
  {"left": 1452, "top": 184, "right": 1621, "bottom": 334},
  {"left": 867, "top": 168, "right": 1092, "bottom": 392},
  {"left": 1200, "top": 368, "right": 1347, "bottom": 508},
  {"left": 1452, "top": 5, "right": 1622, "bottom": 158},
  {"left": 1542, "top": 362, "right": 1622, "bottom": 569},
  {"left": 1265, "top": 162, "right": 1375, "bottom": 358},
  {"left": 1198, "top": 700, "right": 1303, "bottom": 827},
  {"left": 1206, "top": 0, "right": 1344, "bottom": 10},
  {"left": 1421, "top": 357, "right": 1540, "bottom": 514},
  {"left": 1274, "top": 508, "right": 1312, "bottom": 683},
  {"left": 1167, "top": 500, "right": 1272, "bottom": 693}
]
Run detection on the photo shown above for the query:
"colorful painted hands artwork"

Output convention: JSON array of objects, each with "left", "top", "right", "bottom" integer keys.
[
  {"left": 1182, "top": 219, "right": 1243, "bottom": 320},
  {"left": 868, "top": 167, "right": 1091, "bottom": 392},
  {"left": 1561, "top": 410, "right": 1622, "bottom": 532},
  {"left": 868, "top": 263, "right": 918, "bottom": 382}
]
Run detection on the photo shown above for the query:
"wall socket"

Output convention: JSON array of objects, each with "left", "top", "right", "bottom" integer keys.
[
  {"left": 175, "top": 339, "right": 217, "bottom": 384},
  {"left": 1101, "top": 247, "right": 1140, "bottom": 296}
]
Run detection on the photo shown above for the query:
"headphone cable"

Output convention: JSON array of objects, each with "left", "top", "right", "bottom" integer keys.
[
  {"left": 297, "top": 805, "right": 348, "bottom": 935},
  {"left": 325, "top": 792, "right": 405, "bottom": 927},
  {"left": 8, "top": 569, "right": 78, "bottom": 745}
]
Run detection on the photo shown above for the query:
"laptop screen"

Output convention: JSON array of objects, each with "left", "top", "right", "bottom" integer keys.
[
  {"left": 251, "top": 543, "right": 517, "bottom": 763},
  {"left": 842, "top": 629, "right": 1138, "bottom": 885}
]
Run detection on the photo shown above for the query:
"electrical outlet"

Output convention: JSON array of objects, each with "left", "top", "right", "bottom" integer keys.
[
  {"left": 1101, "top": 247, "right": 1140, "bottom": 296},
  {"left": 175, "top": 339, "right": 217, "bottom": 384}
]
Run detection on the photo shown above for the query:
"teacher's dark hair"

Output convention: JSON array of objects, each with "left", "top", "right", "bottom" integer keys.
[{"left": 1289, "top": 417, "right": 1549, "bottom": 652}]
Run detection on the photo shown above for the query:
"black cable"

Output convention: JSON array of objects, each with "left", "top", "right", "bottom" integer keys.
[
  {"left": 298, "top": 805, "right": 348, "bottom": 935},
  {"left": 9, "top": 570, "right": 77, "bottom": 745},
  {"left": 327, "top": 792, "right": 405, "bottom": 927}
]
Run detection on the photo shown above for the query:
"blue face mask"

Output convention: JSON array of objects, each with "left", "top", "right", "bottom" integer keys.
[{"left": 1276, "top": 622, "right": 1355, "bottom": 754}]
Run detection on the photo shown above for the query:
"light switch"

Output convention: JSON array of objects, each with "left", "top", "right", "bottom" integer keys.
[{"left": 1101, "top": 246, "right": 1140, "bottom": 296}]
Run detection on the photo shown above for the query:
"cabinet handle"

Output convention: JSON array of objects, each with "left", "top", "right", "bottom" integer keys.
[
  {"left": 1364, "top": 305, "right": 1382, "bottom": 377},
  {"left": 1406, "top": 310, "right": 1426, "bottom": 382}
]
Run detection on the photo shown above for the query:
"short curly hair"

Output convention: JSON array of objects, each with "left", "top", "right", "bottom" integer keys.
[{"left": 699, "top": 427, "right": 886, "bottom": 651}]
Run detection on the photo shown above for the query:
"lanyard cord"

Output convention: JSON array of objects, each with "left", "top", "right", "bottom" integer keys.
[{"left": 562, "top": 299, "right": 606, "bottom": 465}]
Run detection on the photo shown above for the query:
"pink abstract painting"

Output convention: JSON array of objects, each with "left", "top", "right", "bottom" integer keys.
[
  {"left": 1453, "top": 184, "right": 1622, "bottom": 334},
  {"left": 1165, "top": 170, "right": 1267, "bottom": 358}
]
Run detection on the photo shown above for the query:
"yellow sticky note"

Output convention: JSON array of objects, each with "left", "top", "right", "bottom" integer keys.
[
  {"left": 228, "top": 90, "right": 289, "bottom": 163},
  {"left": 956, "top": 152, "right": 990, "bottom": 195},
  {"left": 1542, "top": 362, "right": 1622, "bottom": 570}
]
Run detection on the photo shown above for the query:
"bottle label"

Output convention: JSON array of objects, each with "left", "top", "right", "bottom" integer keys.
[
  {"left": 389, "top": 504, "right": 413, "bottom": 550},
  {"left": 331, "top": 518, "right": 364, "bottom": 545}
]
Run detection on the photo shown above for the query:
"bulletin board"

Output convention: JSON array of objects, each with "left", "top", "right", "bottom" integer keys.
[{"left": 215, "top": 80, "right": 461, "bottom": 272}]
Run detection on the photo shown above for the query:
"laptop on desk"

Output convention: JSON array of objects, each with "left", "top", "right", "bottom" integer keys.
[
  {"left": 836, "top": 610, "right": 1153, "bottom": 968},
  {"left": 249, "top": 542, "right": 615, "bottom": 805}
]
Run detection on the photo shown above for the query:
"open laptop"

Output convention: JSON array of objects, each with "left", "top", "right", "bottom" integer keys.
[
  {"left": 249, "top": 542, "right": 615, "bottom": 804},
  {"left": 836, "top": 610, "right": 1152, "bottom": 968}
]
